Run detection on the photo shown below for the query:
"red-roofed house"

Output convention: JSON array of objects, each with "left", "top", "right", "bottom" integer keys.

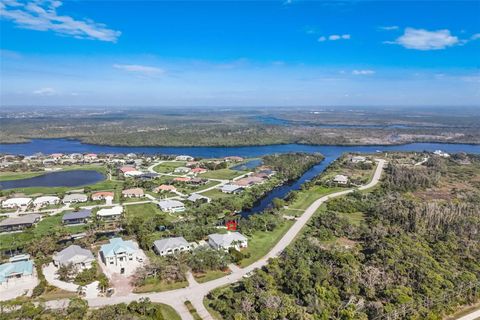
[
  {"left": 173, "top": 177, "right": 191, "bottom": 183},
  {"left": 91, "top": 191, "right": 114, "bottom": 201},
  {"left": 120, "top": 166, "right": 136, "bottom": 173},
  {"left": 154, "top": 185, "right": 177, "bottom": 193},
  {"left": 191, "top": 167, "right": 207, "bottom": 174}
]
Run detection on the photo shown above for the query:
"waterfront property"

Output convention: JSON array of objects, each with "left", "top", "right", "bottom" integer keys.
[
  {"left": 53, "top": 245, "right": 95, "bottom": 270},
  {"left": 33, "top": 196, "right": 60, "bottom": 207},
  {"left": 0, "top": 255, "right": 35, "bottom": 289},
  {"left": 158, "top": 200, "right": 185, "bottom": 213},
  {"left": 0, "top": 214, "right": 41, "bottom": 232},
  {"left": 62, "top": 193, "right": 88, "bottom": 204},
  {"left": 208, "top": 232, "right": 248, "bottom": 251},
  {"left": 153, "top": 237, "right": 191, "bottom": 256},
  {"left": 99, "top": 237, "right": 142, "bottom": 275},
  {"left": 1, "top": 197, "right": 32, "bottom": 209},
  {"left": 221, "top": 184, "right": 244, "bottom": 194},
  {"left": 351, "top": 156, "right": 367, "bottom": 163},
  {"left": 62, "top": 209, "right": 92, "bottom": 225},
  {"left": 96, "top": 206, "right": 123, "bottom": 220}
]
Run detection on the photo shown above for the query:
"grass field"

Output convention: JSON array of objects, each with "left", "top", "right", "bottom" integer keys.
[
  {"left": 133, "top": 278, "right": 188, "bottom": 293},
  {"left": 200, "top": 169, "right": 244, "bottom": 180},
  {"left": 194, "top": 269, "right": 230, "bottom": 283},
  {"left": 239, "top": 220, "right": 295, "bottom": 267},
  {"left": 153, "top": 161, "right": 186, "bottom": 173},
  {"left": 201, "top": 189, "right": 232, "bottom": 200},
  {"left": 288, "top": 186, "right": 341, "bottom": 210},
  {"left": 0, "top": 171, "right": 46, "bottom": 181}
]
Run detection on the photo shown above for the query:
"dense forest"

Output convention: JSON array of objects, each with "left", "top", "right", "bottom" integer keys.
[{"left": 207, "top": 155, "right": 480, "bottom": 319}]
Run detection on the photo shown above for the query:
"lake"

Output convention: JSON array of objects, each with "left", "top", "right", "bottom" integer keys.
[{"left": 0, "top": 170, "right": 106, "bottom": 190}]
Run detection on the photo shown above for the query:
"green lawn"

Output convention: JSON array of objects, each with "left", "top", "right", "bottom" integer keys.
[
  {"left": 133, "top": 278, "right": 188, "bottom": 293},
  {"left": 194, "top": 270, "right": 230, "bottom": 283},
  {"left": 124, "top": 202, "right": 163, "bottom": 219},
  {"left": 157, "top": 303, "right": 182, "bottom": 320},
  {"left": 338, "top": 211, "right": 365, "bottom": 226},
  {"left": 239, "top": 220, "right": 295, "bottom": 267},
  {"left": 200, "top": 169, "right": 245, "bottom": 180},
  {"left": 201, "top": 189, "right": 232, "bottom": 200},
  {"left": 0, "top": 171, "right": 45, "bottom": 181},
  {"left": 288, "top": 186, "right": 341, "bottom": 210},
  {"left": 184, "top": 301, "right": 202, "bottom": 320},
  {"left": 153, "top": 161, "right": 186, "bottom": 173}
]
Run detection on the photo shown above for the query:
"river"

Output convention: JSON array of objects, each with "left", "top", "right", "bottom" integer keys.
[{"left": 1, "top": 139, "right": 479, "bottom": 214}]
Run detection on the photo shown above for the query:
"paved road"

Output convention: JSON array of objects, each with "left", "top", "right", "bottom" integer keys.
[
  {"left": 456, "top": 309, "right": 480, "bottom": 320},
  {"left": 45, "top": 160, "right": 386, "bottom": 319}
]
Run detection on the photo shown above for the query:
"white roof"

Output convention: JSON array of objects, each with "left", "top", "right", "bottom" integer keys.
[
  {"left": 97, "top": 206, "right": 123, "bottom": 217},
  {"left": 33, "top": 196, "right": 60, "bottom": 205},
  {"left": 158, "top": 200, "right": 184, "bottom": 209},
  {"left": 334, "top": 174, "right": 348, "bottom": 182},
  {"left": 187, "top": 193, "right": 210, "bottom": 202},
  {"left": 124, "top": 170, "right": 143, "bottom": 176},
  {"left": 53, "top": 245, "right": 94, "bottom": 266},
  {"left": 221, "top": 184, "right": 243, "bottom": 192},
  {"left": 208, "top": 232, "right": 248, "bottom": 247},
  {"left": 2, "top": 197, "right": 32, "bottom": 206},
  {"left": 63, "top": 194, "right": 88, "bottom": 202}
]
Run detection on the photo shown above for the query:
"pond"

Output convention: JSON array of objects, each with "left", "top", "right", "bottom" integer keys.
[{"left": 0, "top": 170, "right": 106, "bottom": 190}]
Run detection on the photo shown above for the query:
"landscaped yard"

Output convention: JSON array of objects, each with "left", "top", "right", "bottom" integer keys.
[
  {"left": 201, "top": 189, "right": 233, "bottom": 200},
  {"left": 133, "top": 278, "right": 188, "bottom": 293},
  {"left": 239, "top": 220, "right": 295, "bottom": 267},
  {"left": 200, "top": 169, "right": 245, "bottom": 180},
  {"left": 194, "top": 269, "right": 230, "bottom": 283}
]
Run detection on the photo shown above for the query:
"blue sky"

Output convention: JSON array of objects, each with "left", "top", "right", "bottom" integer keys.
[{"left": 1, "top": 0, "right": 479, "bottom": 107}]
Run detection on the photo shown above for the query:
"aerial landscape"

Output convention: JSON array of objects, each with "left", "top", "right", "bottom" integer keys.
[{"left": 0, "top": 1, "right": 479, "bottom": 320}]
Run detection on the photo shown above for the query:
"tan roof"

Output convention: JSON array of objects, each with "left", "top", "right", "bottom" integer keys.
[{"left": 122, "top": 188, "right": 144, "bottom": 196}]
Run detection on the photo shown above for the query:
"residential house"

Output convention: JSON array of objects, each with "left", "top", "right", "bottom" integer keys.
[
  {"left": 224, "top": 156, "right": 244, "bottom": 162},
  {"left": 221, "top": 184, "right": 244, "bottom": 194},
  {"left": 187, "top": 193, "right": 211, "bottom": 203},
  {"left": 62, "top": 209, "right": 91, "bottom": 225},
  {"left": 174, "top": 166, "right": 191, "bottom": 174},
  {"left": 84, "top": 153, "right": 98, "bottom": 162},
  {"left": 124, "top": 170, "right": 143, "bottom": 177},
  {"left": 173, "top": 177, "right": 191, "bottom": 183},
  {"left": 234, "top": 176, "right": 264, "bottom": 187},
  {"left": 99, "top": 238, "right": 141, "bottom": 275},
  {"left": 0, "top": 214, "right": 41, "bottom": 232},
  {"left": 91, "top": 191, "right": 114, "bottom": 201},
  {"left": 333, "top": 174, "right": 349, "bottom": 185},
  {"left": 53, "top": 245, "right": 95, "bottom": 270},
  {"left": 175, "top": 155, "right": 194, "bottom": 161},
  {"left": 33, "top": 196, "right": 60, "bottom": 207},
  {"left": 96, "top": 206, "right": 123, "bottom": 220},
  {"left": 63, "top": 193, "right": 88, "bottom": 204},
  {"left": 188, "top": 178, "right": 208, "bottom": 185},
  {"left": 122, "top": 188, "right": 144, "bottom": 198},
  {"left": 0, "top": 255, "right": 34, "bottom": 289},
  {"left": 153, "top": 237, "right": 191, "bottom": 256},
  {"left": 190, "top": 167, "right": 207, "bottom": 175},
  {"left": 1, "top": 197, "right": 32, "bottom": 209},
  {"left": 154, "top": 185, "right": 176, "bottom": 193},
  {"left": 208, "top": 232, "right": 248, "bottom": 251},
  {"left": 158, "top": 200, "right": 185, "bottom": 213},
  {"left": 351, "top": 156, "right": 367, "bottom": 163}
]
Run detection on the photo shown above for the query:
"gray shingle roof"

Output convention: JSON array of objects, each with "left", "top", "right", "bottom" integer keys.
[
  {"left": 53, "top": 245, "right": 94, "bottom": 266},
  {"left": 153, "top": 237, "right": 189, "bottom": 253},
  {"left": 62, "top": 210, "right": 91, "bottom": 222},
  {"left": 0, "top": 214, "right": 41, "bottom": 227}
]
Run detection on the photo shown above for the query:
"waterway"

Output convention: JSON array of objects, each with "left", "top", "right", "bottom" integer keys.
[
  {"left": 1, "top": 139, "right": 479, "bottom": 214},
  {"left": 0, "top": 170, "right": 105, "bottom": 189}
]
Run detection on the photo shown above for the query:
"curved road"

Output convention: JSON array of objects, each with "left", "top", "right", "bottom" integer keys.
[{"left": 46, "top": 159, "right": 386, "bottom": 319}]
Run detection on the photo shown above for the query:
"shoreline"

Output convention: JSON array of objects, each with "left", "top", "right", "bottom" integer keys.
[{"left": 1, "top": 137, "right": 479, "bottom": 150}]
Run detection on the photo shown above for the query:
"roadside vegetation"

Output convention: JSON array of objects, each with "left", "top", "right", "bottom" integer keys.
[{"left": 206, "top": 154, "right": 480, "bottom": 320}]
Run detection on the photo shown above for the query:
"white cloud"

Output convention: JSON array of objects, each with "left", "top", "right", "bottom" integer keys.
[
  {"left": 388, "top": 28, "right": 459, "bottom": 50},
  {"left": 0, "top": 0, "right": 121, "bottom": 42},
  {"left": 352, "top": 70, "right": 375, "bottom": 75},
  {"left": 471, "top": 33, "right": 480, "bottom": 40},
  {"left": 379, "top": 26, "right": 399, "bottom": 31},
  {"left": 318, "top": 34, "right": 350, "bottom": 42},
  {"left": 33, "top": 87, "right": 56, "bottom": 96},
  {"left": 113, "top": 64, "right": 165, "bottom": 76}
]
